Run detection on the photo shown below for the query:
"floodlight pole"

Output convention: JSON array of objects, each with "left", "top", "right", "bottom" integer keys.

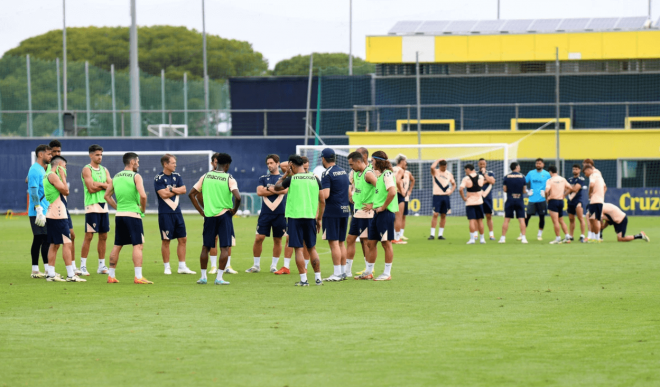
[
  {"left": 415, "top": 52, "right": 422, "bottom": 161},
  {"left": 555, "top": 47, "right": 560, "bottom": 172},
  {"left": 305, "top": 54, "right": 314, "bottom": 147},
  {"left": 497, "top": 0, "right": 500, "bottom": 20},
  {"left": 202, "top": 0, "right": 210, "bottom": 136},
  {"left": 62, "top": 0, "right": 67, "bottom": 111},
  {"left": 129, "top": 0, "right": 141, "bottom": 136},
  {"left": 349, "top": 0, "right": 353, "bottom": 75}
]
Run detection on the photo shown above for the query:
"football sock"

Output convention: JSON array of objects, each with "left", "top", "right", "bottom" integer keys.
[
  {"left": 80, "top": 258, "right": 87, "bottom": 267},
  {"left": 364, "top": 257, "right": 368, "bottom": 267},
  {"left": 71, "top": 260, "right": 78, "bottom": 271},
  {"left": 537, "top": 230, "right": 543, "bottom": 237},
  {"left": 135, "top": 267, "right": 142, "bottom": 279},
  {"left": 401, "top": 229, "right": 405, "bottom": 237},
  {"left": 304, "top": 260, "right": 309, "bottom": 269},
  {"left": 45, "top": 264, "right": 50, "bottom": 273},
  {"left": 480, "top": 234, "right": 485, "bottom": 242},
  {"left": 216, "top": 269, "right": 224, "bottom": 281},
  {"left": 65, "top": 265, "right": 74, "bottom": 277},
  {"left": 32, "top": 265, "right": 39, "bottom": 272},
  {"left": 109, "top": 268, "right": 116, "bottom": 278},
  {"left": 522, "top": 236, "right": 528, "bottom": 242},
  {"left": 580, "top": 234, "right": 585, "bottom": 238},
  {"left": 272, "top": 257, "right": 279, "bottom": 268},
  {"left": 566, "top": 234, "right": 572, "bottom": 239},
  {"left": 200, "top": 269, "right": 207, "bottom": 280},
  {"left": 384, "top": 263, "right": 392, "bottom": 276},
  {"left": 30, "top": 236, "right": 42, "bottom": 265},
  {"left": 253, "top": 257, "right": 260, "bottom": 267},
  {"left": 333, "top": 265, "right": 341, "bottom": 276},
  {"left": 555, "top": 236, "right": 561, "bottom": 242},
  {"left": 341, "top": 264, "right": 346, "bottom": 274},
  {"left": 314, "top": 272, "right": 321, "bottom": 281},
  {"left": 40, "top": 236, "right": 49, "bottom": 265},
  {"left": 499, "top": 236, "right": 506, "bottom": 242},
  {"left": 634, "top": 234, "right": 643, "bottom": 240},
  {"left": 539, "top": 216, "right": 545, "bottom": 230},
  {"left": 300, "top": 273, "right": 308, "bottom": 283},
  {"left": 226, "top": 255, "right": 232, "bottom": 267},
  {"left": 283, "top": 258, "right": 291, "bottom": 269},
  {"left": 164, "top": 262, "right": 171, "bottom": 270},
  {"left": 346, "top": 259, "right": 353, "bottom": 273},
  {"left": 178, "top": 261, "right": 186, "bottom": 270},
  {"left": 47, "top": 265, "right": 55, "bottom": 277},
  {"left": 366, "top": 262, "right": 375, "bottom": 273},
  {"left": 469, "top": 234, "right": 475, "bottom": 242},
  {"left": 210, "top": 255, "right": 218, "bottom": 268},
  {"left": 394, "top": 231, "right": 399, "bottom": 240},
  {"left": 489, "top": 231, "right": 494, "bottom": 238},
  {"left": 99, "top": 259, "right": 106, "bottom": 267},
  {"left": 430, "top": 228, "right": 436, "bottom": 237},
  {"left": 439, "top": 228, "right": 444, "bottom": 237}
]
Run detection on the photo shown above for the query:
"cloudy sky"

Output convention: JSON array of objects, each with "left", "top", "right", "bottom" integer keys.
[{"left": 0, "top": 0, "right": 656, "bottom": 68}]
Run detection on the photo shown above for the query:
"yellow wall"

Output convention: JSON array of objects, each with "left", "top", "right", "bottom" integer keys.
[
  {"left": 346, "top": 130, "right": 660, "bottom": 160},
  {"left": 367, "top": 30, "right": 660, "bottom": 63}
]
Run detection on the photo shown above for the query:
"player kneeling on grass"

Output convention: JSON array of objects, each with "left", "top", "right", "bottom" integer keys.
[
  {"left": 459, "top": 164, "right": 486, "bottom": 245},
  {"left": 104, "top": 153, "right": 152, "bottom": 284},
  {"left": 189, "top": 153, "right": 241, "bottom": 285},
  {"left": 499, "top": 162, "right": 527, "bottom": 244},
  {"left": 155, "top": 154, "right": 195, "bottom": 275},
  {"left": 274, "top": 155, "right": 325, "bottom": 286},
  {"left": 600, "top": 203, "right": 650, "bottom": 243},
  {"left": 545, "top": 166, "right": 572, "bottom": 244},
  {"left": 356, "top": 151, "right": 398, "bottom": 281},
  {"left": 44, "top": 156, "right": 85, "bottom": 282}
]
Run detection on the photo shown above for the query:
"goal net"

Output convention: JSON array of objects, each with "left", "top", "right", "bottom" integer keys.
[
  {"left": 31, "top": 150, "right": 214, "bottom": 214},
  {"left": 298, "top": 144, "right": 510, "bottom": 217}
]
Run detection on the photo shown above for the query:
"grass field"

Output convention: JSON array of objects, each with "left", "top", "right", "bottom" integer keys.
[{"left": 1, "top": 214, "right": 658, "bottom": 386}]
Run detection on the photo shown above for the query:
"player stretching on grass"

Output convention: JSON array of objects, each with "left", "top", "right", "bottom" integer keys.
[
  {"left": 600, "top": 203, "right": 650, "bottom": 243},
  {"left": 27, "top": 144, "right": 52, "bottom": 278},
  {"left": 274, "top": 155, "right": 325, "bottom": 286},
  {"left": 249, "top": 154, "right": 288, "bottom": 274},
  {"left": 190, "top": 153, "right": 241, "bottom": 285},
  {"left": 523, "top": 158, "right": 551, "bottom": 241},
  {"left": 566, "top": 164, "right": 587, "bottom": 243},
  {"left": 459, "top": 164, "right": 485, "bottom": 245},
  {"left": 392, "top": 154, "right": 408, "bottom": 244},
  {"left": 478, "top": 158, "right": 497, "bottom": 240},
  {"left": 104, "top": 153, "right": 152, "bottom": 284},
  {"left": 346, "top": 149, "right": 376, "bottom": 278},
  {"left": 155, "top": 154, "right": 195, "bottom": 275},
  {"left": 80, "top": 144, "right": 112, "bottom": 276},
  {"left": 429, "top": 159, "right": 455, "bottom": 240},
  {"left": 545, "top": 166, "right": 572, "bottom": 244},
  {"left": 583, "top": 164, "right": 605, "bottom": 243},
  {"left": 499, "top": 162, "right": 527, "bottom": 244},
  {"left": 44, "top": 156, "right": 85, "bottom": 282},
  {"left": 319, "top": 148, "right": 350, "bottom": 282}
]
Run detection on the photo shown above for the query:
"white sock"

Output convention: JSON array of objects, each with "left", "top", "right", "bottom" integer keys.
[
  {"left": 566, "top": 234, "right": 572, "bottom": 239},
  {"left": 71, "top": 260, "right": 78, "bottom": 271},
  {"left": 400, "top": 229, "right": 405, "bottom": 237},
  {"left": 109, "top": 268, "right": 116, "bottom": 278},
  {"left": 135, "top": 267, "right": 142, "bottom": 279},
  {"left": 201, "top": 269, "right": 207, "bottom": 280},
  {"left": 216, "top": 269, "right": 224, "bottom": 281},
  {"left": 499, "top": 236, "right": 505, "bottom": 242},
  {"left": 439, "top": 228, "right": 444, "bottom": 237},
  {"left": 333, "top": 265, "right": 341, "bottom": 276},
  {"left": 364, "top": 257, "right": 368, "bottom": 267},
  {"left": 556, "top": 236, "right": 561, "bottom": 241},
  {"left": 253, "top": 257, "right": 260, "bottom": 267},
  {"left": 80, "top": 258, "right": 87, "bottom": 267},
  {"left": 227, "top": 256, "right": 231, "bottom": 267},
  {"left": 283, "top": 258, "right": 291, "bottom": 269},
  {"left": 65, "top": 265, "right": 74, "bottom": 277},
  {"left": 346, "top": 259, "right": 353, "bottom": 273},
  {"left": 178, "top": 261, "right": 186, "bottom": 270},
  {"left": 32, "top": 265, "right": 39, "bottom": 272},
  {"left": 314, "top": 272, "right": 321, "bottom": 281},
  {"left": 538, "top": 230, "right": 543, "bottom": 237},
  {"left": 341, "top": 264, "right": 346, "bottom": 274},
  {"left": 473, "top": 231, "right": 479, "bottom": 238},
  {"left": 430, "top": 228, "right": 436, "bottom": 237},
  {"left": 489, "top": 231, "right": 494, "bottom": 237},
  {"left": 47, "top": 265, "right": 55, "bottom": 277},
  {"left": 210, "top": 255, "right": 218, "bottom": 268},
  {"left": 522, "top": 235, "right": 528, "bottom": 242},
  {"left": 480, "top": 234, "right": 485, "bottom": 241},
  {"left": 366, "top": 262, "right": 375, "bottom": 273},
  {"left": 300, "top": 273, "right": 308, "bottom": 283},
  {"left": 304, "top": 260, "right": 309, "bottom": 269},
  {"left": 384, "top": 263, "right": 392, "bottom": 276},
  {"left": 164, "top": 262, "right": 171, "bottom": 269},
  {"left": 272, "top": 257, "right": 279, "bottom": 268},
  {"left": 469, "top": 234, "right": 475, "bottom": 241},
  {"left": 45, "top": 264, "right": 50, "bottom": 273},
  {"left": 99, "top": 258, "right": 105, "bottom": 267},
  {"left": 580, "top": 234, "right": 585, "bottom": 238}
]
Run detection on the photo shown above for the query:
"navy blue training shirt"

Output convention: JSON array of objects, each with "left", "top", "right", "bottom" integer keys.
[
  {"left": 567, "top": 176, "right": 584, "bottom": 205},
  {"left": 503, "top": 171, "right": 526, "bottom": 201},
  {"left": 259, "top": 173, "right": 286, "bottom": 215},
  {"left": 321, "top": 165, "right": 350, "bottom": 218},
  {"left": 154, "top": 172, "right": 184, "bottom": 214}
]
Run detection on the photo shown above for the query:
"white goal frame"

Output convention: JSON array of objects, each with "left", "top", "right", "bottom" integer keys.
[{"left": 147, "top": 124, "right": 188, "bottom": 137}]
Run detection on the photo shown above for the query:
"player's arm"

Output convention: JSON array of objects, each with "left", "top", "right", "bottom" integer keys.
[
  {"left": 361, "top": 170, "right": 378, "bottom": 211},
  {"left": 273, "top": 167, "right": 294, "bottom": 192},
  {"left": 459, "top": 179, "right": 467, "bottom": 202},
  {"left": 316, "top": 179, "right": 325, "bottom": 232},
  {"left": 395, "top": 168, "right": 405, "bottom": 194},
  {"left": 230, "top": 189, "right": 241, "bottom": 216},
  {"left": 82, "top": 167, "right": 107, "bottom": 193},
  {"left": 588, "top": 181, "right": 594, "bottom": 199},
  {"left": 155, "top": 176, "right": 176, "bottom": 199},
  {"left": 49, "top": 170, "right": 69, "bottom": 196},
  {"left": 104, "top": 180, "right": 117, "bottom": 209},
  {"left": 569, "top": 182, "right": 581, "bottom": 194},
  {"left": 483, "top": 171, "right": 496, "bottom": 185},
  {"left": 430, "top": 159, "right": 440, "bottom": 174},
  {"left": 27, "top": 171, "right": 40, "bottom": 206},
  {"left": 173, "top": 181, "right": 186, "bottom": 195},
  {"left": 188, "top": 187, "right": 204, "bottom": 216},
  {"left": 545, "top": 180, "right": 552, "bottom": 203},
  {"left": 502, "top": 179, "right": 508, "bottom": 193},
  {"left": 377, "top": 184, "right": 396, "bottom": 213},
  {"left": 449, "top": 176, "right": 457, "bottom": 195},
  {"left": 134, "top": 174, "right": 147, "bottom": 214},
  {"left": 407, "top": 173, "right": 416, "bottom": 195},
  {"left": 321, "top": 172, "right": 331, "bottom": 199}
]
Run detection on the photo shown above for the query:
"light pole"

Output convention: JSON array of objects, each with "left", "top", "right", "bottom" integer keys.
[
  {"left": 202, "top": 0, "right": 210, "bottom": 135},
  {"left": 130, "top": 0, "right": 141, "bottom": 136},
  {"left": 349, "top": 0, "right": 353, "bottom": 75},
  {"left": 62, "top": 0, "right": 67, "bottom": 111}
]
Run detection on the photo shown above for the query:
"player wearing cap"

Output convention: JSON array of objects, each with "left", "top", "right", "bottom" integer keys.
[
  {"left": 545, "top": 166, "right": 572, "bottom": 244},
  {"left": 600, "top": 203, "right": 650, "bottom": 242},
  {"left": 392, "top": 154, "right": 409, "bottom": 245},
  {"left": 477, "top": 158, "right": 497, "bottom": 241},
  {"left": 524, "top": 158, "right": 551, "bottom": 241},
  {"left": 429, "top": 159, "right": 455, "bottom": 240},
  {"left": 459, "top": 164, "right": 486, "bottom": 244},
  {"left": 347, "top": 147, "right": 375, "bottom": 278},
  {"left": 499, "top": 162, "right": 528, "bottom": 244},
  {"left": 566, "top": 164, "right": 587, "bottom": 243}
]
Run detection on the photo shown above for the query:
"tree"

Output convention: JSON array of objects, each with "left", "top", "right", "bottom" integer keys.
[
  {"left": 4, "top": 26, "right": 269, "bottom": 80},
  {"left": 272, "top": 53, "right": 375, "bottom": 76}
]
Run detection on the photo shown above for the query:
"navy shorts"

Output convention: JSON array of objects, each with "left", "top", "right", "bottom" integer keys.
[
  {"left": 46, "top": 218, "right": 72, "bottom": 245},
  {"left": 612, "top": 216, "right": 628, "bottom": 237},
  {"left": 257, "top": 213, "right": 287, "bottom": 238},
  {"left": 322, "top": 217, "right": 348, "bottom": 242},
  {"left": 505, "top": 199, "right": 525, "bottom": 219},
  {"left": 403, "top": 201, "right": 409, "bottom": 216},
  {"left": 397, "top": 193, "right": 405, "bottom": 204},
  {"left": 85, "top": 212, "right": 110, "bottom": 234},
  {"left": 527, "top": 201, "right": 547, "bottom": 217},
  {"left": 29, "top": 216, "right": 48, "bottom": 236},
  {"left": 348, "top": 216, "right": 371, "bottom": 238},
  {"left": 203, "top": 212, "right": 234, "bottom": 248},
  {"left": 368, "top": 210, "right": 395, "bottom": 242},
  {"left": 67, "top": 210, "right": 73, "bottom": 230},
  {"left": 114, "top": 216, "right": 144, "bottom": 246},
  {"left": 482, "top": 196, "right": 494, "bottom": 215},
  {"left": 548, "top": 199, "right": 565, "bottom": 217},
  {"left": 589, "top": 203, "right": 603, "bottom": 221},
  {"left": 287, "top": 218, "right": 317, "bottom": 248},
  {"left": 159, "top": 213, "right": 187, "bottom": 240},
  {"left": 432, "top": 195, "right": 450, "bottom": 214},
  {"left": 466, "top": 205, "right": 485, "bottom": 220},
  {"left": 566, "top": 202, "right": 582, "bottom": 216}
]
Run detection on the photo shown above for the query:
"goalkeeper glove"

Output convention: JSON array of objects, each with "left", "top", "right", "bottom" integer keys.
[{"left": 34, "top": 206, "right": 46, "bottom": 227}]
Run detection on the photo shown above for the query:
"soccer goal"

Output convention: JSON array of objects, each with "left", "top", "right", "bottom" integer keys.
[
  {"left": 31, "top": 150, "right": 214, "bottom": 214},
  {"left": 298, "top": 144, "right": 510, "bottom": 217},
  {"left": 147, "top": 124, "right": 189, "bottom": 137}
]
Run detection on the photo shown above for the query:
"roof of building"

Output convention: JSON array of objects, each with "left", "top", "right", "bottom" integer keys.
[{"left": 388, "top": 16, "right": 658, "bottom": 35}]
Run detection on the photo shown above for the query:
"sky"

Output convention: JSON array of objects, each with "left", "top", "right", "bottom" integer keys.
[{"left": 0, "top": 0, "right": 657, "bottom": 69}]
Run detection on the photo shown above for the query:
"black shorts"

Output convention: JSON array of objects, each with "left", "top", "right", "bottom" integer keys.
[
  {"left": 287, "top": 218, "right": 317, "bottom": 248},
  {"left": 505, "top": 199, "right": 525, "bottom": 219},
  {"left": 348, "top": 216, "right": 371, "bottom": 238},
  {"left": 397, "top": 193, "right": 405, "bottom": 204},
  {"left": 613, "top": 216, "right": 628, "bottom": 237},
  {"left": 46, "top": 218, "right": 71, "bottom": 245},
  {"left": 368, "top": 210, "right": 395, "bottom": 242},
  {"left": 85, "top": 212, "right": 110, "bottom": 234},
  {"left": 403, "top": 201, "right": 409, "bottom": 216},
  {"left": 29, "top": 216, "right": 47, "bottom": 236},
  {"left": 322, "top": 217, "right": 348, "bottom": 242},
  {"left": 114, "top": 216, "right": 144, "bottom": 246},
  {"left": 159, "top": 213, "right": 187, "bottom": 240},
  {"left": 527, "top": 201, "right": 547, "bottom": 217},
  {"left": 566, "top": 202, "right": 583, "bottom": 215},
  {"left": 548, "top": 199, "right": 565, "bottom": 217},
  {"left": 203, "top": 212, "right": 234, "bottom": 248},
  {"left": 482, "top": 196, "right": 494, "bottom": 215},
  {"left": 466, "top": 205, "right": 485, "bottom": 220},
  {"left": 589, "top": 203, "right": 603, "bottom": 221},
  {"left": 67, "top": 210, "right": 73, "bottom": 230},
  {"left": 432, "top": 195, "right": 451, "bottom": 214},
  {"left": 257, "top": 213, "right": 287, "bottom": 238}
]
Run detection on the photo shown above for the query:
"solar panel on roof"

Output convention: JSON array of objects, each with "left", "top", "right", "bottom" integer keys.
[
  {"left": 388, "top": 21, "right": 423, "bottom": 34},
  {"left": 472, "top": 20, "right": 506, "bottom": 32},
  {"left": 557, "top": 18, "right": 591, "bottom": 31},
  {"left": 417, "top": 21, "right": 451, "bottom": 33},
  {"left": 445, "top": 20, "right": 479, "bottom": 33},
  {"left": 500, "top": 19, "right": 534, "bottom": 32},
  {"left": 585, "top": 17, "right": 619, "bottom": 30},
  {"left": 528, "top": 19, "right": 562, "bottom": 32},
  {"left": 615, "top": 16, "right": 648, "bottom": 29}
]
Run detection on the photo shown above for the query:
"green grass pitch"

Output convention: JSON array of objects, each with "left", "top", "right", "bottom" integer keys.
[{"left": 1, "top": 214, "right": 658, "bottom": 386}]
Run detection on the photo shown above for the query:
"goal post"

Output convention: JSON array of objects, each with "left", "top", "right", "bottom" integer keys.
[
  {"left": 31, "top": 150, "right": 213, "bottom": 214},
  {"left": 297, "top": 143, "right": 510, "bottom": 217}
]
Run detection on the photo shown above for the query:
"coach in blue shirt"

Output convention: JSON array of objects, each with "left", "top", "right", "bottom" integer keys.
[{"left": 525, "top": 158, "right": 551, "bottom": 241}]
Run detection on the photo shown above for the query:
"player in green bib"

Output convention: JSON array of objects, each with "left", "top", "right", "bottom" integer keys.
[
  {"left": 347, "top": 148, "right": 377, "bottom": 278},
  {"left": 189, "top": 153, "right": 241, "bottom": 285},
  {"left": 80, "top": 144, "right": 113, "bottom": 276},
  {"left": 274, "top": 155, "right": 325, "bottom": 286},
  {"left": 104, "top": 152, "right": 152, "bottom": 284},
  {"left": 356, "top": 150, "right": 398, "bottom": 281}
]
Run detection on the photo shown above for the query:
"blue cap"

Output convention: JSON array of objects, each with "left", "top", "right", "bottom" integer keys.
[{"left": 321, "top": 148, "right": 335, "bottom": 159}]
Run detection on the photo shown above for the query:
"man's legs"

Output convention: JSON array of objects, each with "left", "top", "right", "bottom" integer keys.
[
  {"left": 80, "top": 232, "right": 94, "bottom": 271},
  {"left": 248, "top": 234, "right": 266, "bottom": 272},
  {"left": 161, "top": 239, "right": 171, "bottom": 264},
  {"left": 394, "top": 202, "right": 404, "bottom": 240},
  {"left": 132, "top": 244, "right": 145, "bottom": 280},
  {"left": 325, "top": 240, "right": 342, "bottom": 280},
  {"left": 486, "top": 213, "right": 494, "bottom": 239},
  {"left": 378, "top": 241, "right": 394, "bottom": 279},
  {"left": 108, "top": 245, "right": 122, "bottom": 280},
  {"left": 430, "top": 212, "right": 438, "bottom": 238},
  {"left": 518, "top": 218, "right": 527, "bottom": 239},
  {"left": 569, "top": 214, "right": 576, "bottom": 237},
  {"left": 69, "top": 229, "right": 77, "bottom": 272},
  {"left": 550, "top": 211, "right": 561, "bottom": 238},
  {"left": 501, "top": 218, "right": 511, "bottom": 238},
  {"left": 576, "top": 207, "right": 586, "bottom": 237}
]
